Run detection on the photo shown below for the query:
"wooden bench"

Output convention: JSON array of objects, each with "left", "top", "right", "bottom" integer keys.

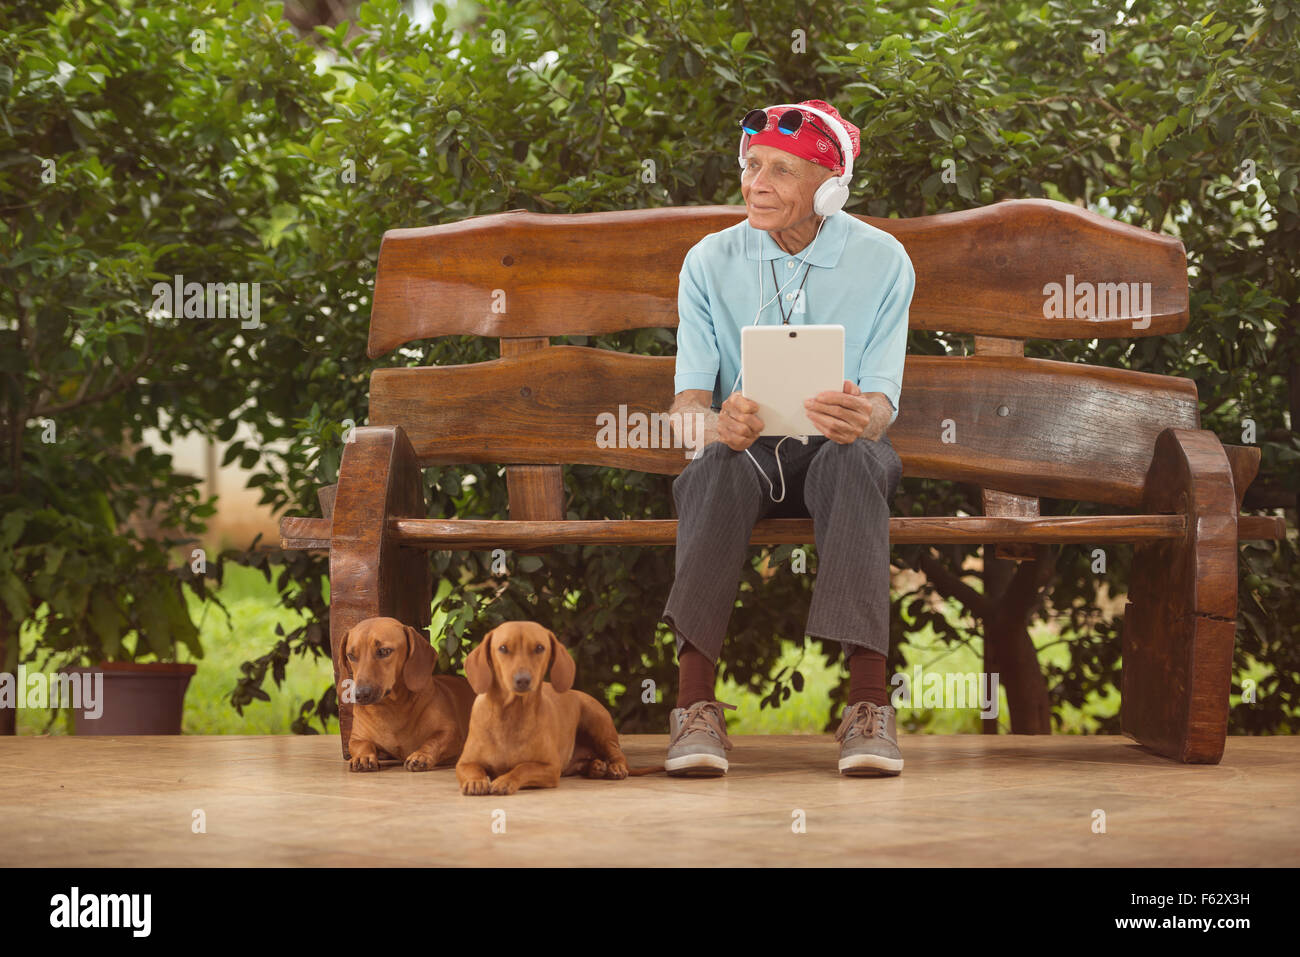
[{"left": 280, "top": 198, "right": 1285, "bottom": 766}]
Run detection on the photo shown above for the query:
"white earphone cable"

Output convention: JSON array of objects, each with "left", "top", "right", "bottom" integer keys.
[
  {"left": 730, "top": 213, "right": 828, "bottom": 502},
  {"left": 726, "top": 102, "right": 854, "bottom": 505}
]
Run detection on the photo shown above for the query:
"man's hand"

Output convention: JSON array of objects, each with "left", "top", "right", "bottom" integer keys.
[
  {"left": 805, "top": 380, "right": 892, "bottom": 444},
  {"left": 668, "top": 389, "right": 763, "bottom": 453},
  {"left": 718, "top": 390, "right": 764, "bottom": 451}
]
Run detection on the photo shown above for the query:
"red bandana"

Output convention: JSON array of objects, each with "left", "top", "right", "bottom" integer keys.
[{"left": 745, "top": 99, "right": 861, "bottom": 175}]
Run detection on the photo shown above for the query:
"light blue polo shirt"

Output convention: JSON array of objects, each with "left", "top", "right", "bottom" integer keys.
[{"left": 674, "top": 209, "right": 914, "bottom": 426}]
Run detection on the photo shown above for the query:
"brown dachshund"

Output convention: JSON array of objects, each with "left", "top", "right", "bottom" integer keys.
[
  {"left": 343, "top": 616, "right": 476, "bottom": 772},
  {"left": 455, "top": 622, "right": 631, "bottom": 795}
]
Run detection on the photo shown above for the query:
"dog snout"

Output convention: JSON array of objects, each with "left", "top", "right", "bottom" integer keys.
[
  {"left": 512, "top": 671, "right": 532, "bottom": 692},
  {"left": 354, "top": 683, "right": 376, "bottom": 704}
]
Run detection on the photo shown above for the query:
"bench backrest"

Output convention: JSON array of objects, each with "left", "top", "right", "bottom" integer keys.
[{"left": 366, "top": 199, "right": 1196, "bottom": 509}]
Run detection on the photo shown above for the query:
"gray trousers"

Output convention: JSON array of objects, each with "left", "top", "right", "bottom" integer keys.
[{"left": 661, "top": 433, "right": 902, "bottom": 663}]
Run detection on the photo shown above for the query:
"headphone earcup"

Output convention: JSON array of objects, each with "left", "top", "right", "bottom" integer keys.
[{"left": 813, "top": 178, "right": 849, "bottom": 217}]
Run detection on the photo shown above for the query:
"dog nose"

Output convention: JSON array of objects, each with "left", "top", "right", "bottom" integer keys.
[
  {"left": 513, "top": 672, "right": 532, "bottom": 692},
  {"left": 355, "top": 684, "right": 374, "bottom": 703}
]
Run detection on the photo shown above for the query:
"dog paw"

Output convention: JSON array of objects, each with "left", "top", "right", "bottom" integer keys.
[
  {"left": 460, "top": 778, "right": 493, "bottom": 795},
  {"left": 489, "top": 777, "right": 519, "bottom": 796},
  {"left": 404, "top": 752, "right": 436, "bottom": 772},
  {"left": 606, "top": 758, "right": 629, "bottom": 779},
  {"left": 349, "top": 753, "right": 380, "bottom": 772}
]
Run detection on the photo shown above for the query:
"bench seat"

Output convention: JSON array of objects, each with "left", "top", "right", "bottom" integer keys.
[{"left": 280, "top": 200, "right": 1287, "bottom": 767}]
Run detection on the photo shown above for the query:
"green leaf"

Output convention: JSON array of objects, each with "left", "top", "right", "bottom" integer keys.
[
  {"left": 0, "top": 571, "right": 30, "bottom": 621},
  {"left": 89, "top": 591, "right": 124, "bottom": 659},
  {"left": 89, "top": 491, "right": 116, "bottom": 531},
  {"left": 135, "top": 584, "right": 172, "bottom": 659},
  {"left": 731, "top": 31, "right": 752, "bottom": 53},
  {"left": 0, "top": 511, "right": 25, "bottom": 548}
]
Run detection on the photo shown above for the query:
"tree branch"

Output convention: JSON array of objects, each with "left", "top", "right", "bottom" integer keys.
[{"left": 917, "top": 548, "right": 990, "bottom": 620}]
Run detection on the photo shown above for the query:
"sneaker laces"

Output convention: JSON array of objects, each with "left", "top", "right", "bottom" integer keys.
[
  {"left": 679, "top": 700, "right": 736, "bottom": 750},
  {"left": 835, "top": 701, "right": 888, "bottom": 743}
]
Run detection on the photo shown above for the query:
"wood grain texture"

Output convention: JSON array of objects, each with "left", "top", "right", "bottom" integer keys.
[
  {"left": 1222, "top": 444, "right": 1261, "bottom": 512},
  {"left": 499, "top": 337, "right": 566, "bottom": 554},
  {"left": 973, "top": 336, "right": 1025, "bottom": 356},
  {"left": 326, "top": 426, "right": 432, "bottom": 759},
  {"left": 369, "top": 199, "right": 1188, "bottom": 354},
  {"left": 316, "top": 483, "right": 337, "bottom": 521},
  {"left": 1121, "top": 428, "right": 1239, "bottom": 764},
  {"left": 280, "top": 512, "right": 1284, "bottom": 550},
  {"left": 982, "top": 487, "right": 1040, "bottom": 560},
  {"left": 368, "top": 347, "right": 1201, "bottom": 506},
  {"left": 383, "top": 515, "right": 1186, "bottom": 547}
]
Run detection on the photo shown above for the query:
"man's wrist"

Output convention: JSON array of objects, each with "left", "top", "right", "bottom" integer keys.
[
  {"left": 670, "top": 404, "right": 718, "bottom": 450},
  {"left": 859, "top": 392, "right": 892, "bottom": 441}
]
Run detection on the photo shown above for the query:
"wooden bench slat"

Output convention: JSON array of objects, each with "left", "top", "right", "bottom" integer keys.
[
  {"left": 278, "top": 512, "right": 1284, "bottom": 551},
  {"left": 389, "top": 515, "right": 1188, "bottom": 547},
  {"left": 369, "top": 199, "right": 1189, "bottom": 354},
  {"left": 368, "top": 347, "right": 1200, "bottom": 506},
  {"left": 280, "top": 516, "right": 332, "bottom": 549},
  {"left": 1238, "top": 514, "right": 1286, "bottom": 540},
  {"left": 982, "top": 487, "right": 1040, "bottom": 560}
]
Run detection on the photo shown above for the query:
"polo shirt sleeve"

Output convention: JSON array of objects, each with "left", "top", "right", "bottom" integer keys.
[
  {"left": 674, "top": 246, "right": 721, "bottom": 395},
  {"left": 857, "top": 248, "right": 914, "bottom": 426}
]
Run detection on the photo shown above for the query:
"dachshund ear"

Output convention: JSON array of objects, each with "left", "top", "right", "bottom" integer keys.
[
  {"left": 464, "top": 628, "right": 497, "bottom": 695},
  {"left": 402, "top": 625, "right": 435, "bottom": 694},
  {"left": 340, "top": 626, "right": 355, "bottom": 680},
  {"left": 547, "top": 631, "right": 575, "bottom": 694}
]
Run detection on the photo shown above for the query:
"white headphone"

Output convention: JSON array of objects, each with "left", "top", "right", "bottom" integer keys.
[
  {"left": 728, "top": 103, "right": 854, "bottom": 502},
  {"left": 737, "top": 103, "right": 857, "bottom": 217}
]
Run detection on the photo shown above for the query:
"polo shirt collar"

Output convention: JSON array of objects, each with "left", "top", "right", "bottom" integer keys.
[{"left": 743, "top": 208, "right": 849, "bottom": 267}]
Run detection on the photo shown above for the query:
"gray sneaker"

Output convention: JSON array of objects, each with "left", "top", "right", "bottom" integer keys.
[
  {"left": 666, "top": 700, "right": 736, "bottom": 776},
  {"left": 835, "top": 701, "right": 903, "bottom": 776}
]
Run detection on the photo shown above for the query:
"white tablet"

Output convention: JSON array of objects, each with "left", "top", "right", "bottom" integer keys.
[{"left": 741, "top": 324, "right": 845, "bottom": 437}]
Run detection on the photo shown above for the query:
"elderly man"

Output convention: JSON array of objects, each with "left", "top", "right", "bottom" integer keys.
[{"left": 660, "top": 99, "right": 914, "bottom": 777}]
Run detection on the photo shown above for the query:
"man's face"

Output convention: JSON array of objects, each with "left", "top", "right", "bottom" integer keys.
[{"left": 740, "top": 143, "right": 834, "bottom": 232}]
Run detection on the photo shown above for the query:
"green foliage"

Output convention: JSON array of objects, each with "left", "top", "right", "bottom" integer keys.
[{"left": 2, "top": 0, "right": 1295, "bottom": 733}]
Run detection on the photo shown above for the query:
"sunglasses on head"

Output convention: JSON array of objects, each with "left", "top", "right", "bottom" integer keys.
[{"left": 740, "top": 108, "right": 844, "bottom": 166}]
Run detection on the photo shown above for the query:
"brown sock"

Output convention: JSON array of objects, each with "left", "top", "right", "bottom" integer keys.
[
  {"left": 848, "top": 647, "right": 888, "bottom": 707},
  {"left": 676, "top": 642, "right": 716, "bottom": 708}
]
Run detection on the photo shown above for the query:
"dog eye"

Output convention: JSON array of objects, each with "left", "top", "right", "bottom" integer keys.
[
  {"left": 375, "top": 647, "right": 392, "bottom": 658},
  {"left": 346, "top": 653, "right": 357, "bottom": 662},
  {"left": 534, "top": 644, "right": 544, "bottom": 653}
]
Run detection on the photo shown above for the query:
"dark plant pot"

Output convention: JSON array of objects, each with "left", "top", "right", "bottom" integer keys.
[{"left": 61, "top": 662, "right": 197, "bottom": 735}]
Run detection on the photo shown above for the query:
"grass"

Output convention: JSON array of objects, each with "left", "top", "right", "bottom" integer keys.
[{"left": 16, "top": 563, "right": 336, "bottom": 736}]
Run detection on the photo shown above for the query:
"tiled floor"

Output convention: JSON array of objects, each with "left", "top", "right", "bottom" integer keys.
[{"left": 1, "top": 734, "right": 1296, "bottom": 866}]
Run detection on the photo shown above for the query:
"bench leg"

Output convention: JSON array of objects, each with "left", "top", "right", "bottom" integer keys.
[
  {"left": 328, "top": 426, "right": 432, "bottom": 760},
  {"left": 1120, "top": 428, "right": 1238, "bottom": 764}
]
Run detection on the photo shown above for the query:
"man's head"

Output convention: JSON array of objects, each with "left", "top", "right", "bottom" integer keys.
[
  {"left": 738, "top": 99, "right": 861, "bottom": 233},
  {"left": 741, "top": 144, "right": 836, "bottom": 234}
]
